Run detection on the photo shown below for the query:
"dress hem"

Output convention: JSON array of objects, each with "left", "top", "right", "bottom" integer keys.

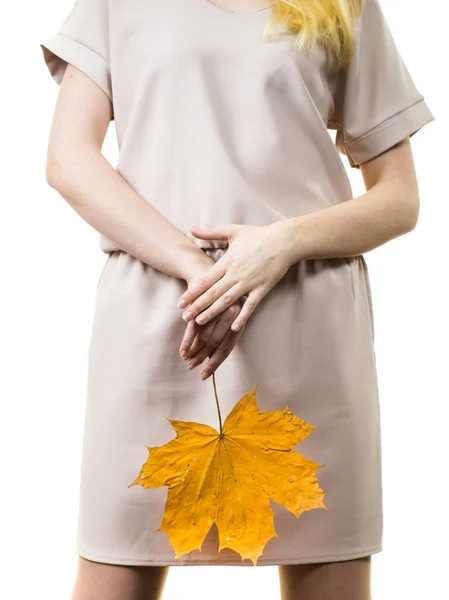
[{"left": 77, "top": 545, "right": 383, "bottom": 567}]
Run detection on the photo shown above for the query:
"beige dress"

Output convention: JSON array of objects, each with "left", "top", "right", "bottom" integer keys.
[{"left": 41, "top": 0, "right": 434, "bottom": 566}]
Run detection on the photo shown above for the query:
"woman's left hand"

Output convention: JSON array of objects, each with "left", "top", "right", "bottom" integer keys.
[{"left": 177, "top": 221, "right": 296, "bottom": 332}]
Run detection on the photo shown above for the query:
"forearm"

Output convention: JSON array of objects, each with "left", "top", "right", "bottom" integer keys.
[
  {"left": 281, "top": 180, "right": 420, "bottom": 264},
  {"left": 47, "top": 147, "right": 213, "bottom": 281}
]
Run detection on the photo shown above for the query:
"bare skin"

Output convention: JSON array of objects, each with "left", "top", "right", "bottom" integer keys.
[
  {"left": 47, "top": 64, "right": 420, "bottom": 382},
  {"left": 278, "top": 556, "right": 372, "bottom": 600},
  {"left": 71, "top": 557, "right": 169, "bottom": 600},
  {"left": 46, "top": 65, "right": 246, "bottom": 379},
  {"left": 48, "top": 43, "right": 420, "bottom": 600},
  {"left": 71, "top": 554, "right": 371, "bottom": 600},
  {"left": 177, "top": 138, "right": 420, "bottom": 340}
]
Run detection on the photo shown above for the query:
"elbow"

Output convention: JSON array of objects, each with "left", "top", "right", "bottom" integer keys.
[
  {"left": 45, "top": 142, "right": 63, "bottom": 191},
  {"left": 45, "top": 142, "right": 100, "bottom": 193},
  {"left": 400, "top": 188, "right": 420, "bottom": 234},
  {"left": 403, "top": 212, "right": 419, "bottom": 234},
  {"left": 45, "top": 157, "right": 62, "bottom": 191},
  {"left": 45, "top": 146, "right": 71, "bottom": 192},
  {"left": 45, "top": 143, "right": 86, "bottom": 193}
]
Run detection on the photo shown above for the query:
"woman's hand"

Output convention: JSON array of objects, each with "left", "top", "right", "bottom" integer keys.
[
  {"left": 179, "top": 300, "right": 245, "bottom": 380},
  {"left": 177, "top": 221, "right": 296, "bottom": 332}
]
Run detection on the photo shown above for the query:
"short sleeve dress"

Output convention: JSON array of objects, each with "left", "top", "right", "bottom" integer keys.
[{"left": 41, "top": 0, "right": 435, "bottom": 566}]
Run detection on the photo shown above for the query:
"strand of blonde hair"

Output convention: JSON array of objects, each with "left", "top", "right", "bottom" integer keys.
[{"left": 264, "top": 0, "right": 362, "bottom": 68}]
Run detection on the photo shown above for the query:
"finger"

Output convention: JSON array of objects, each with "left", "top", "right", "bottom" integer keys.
[
  {"left": 200, "top": 328, "right": 244, "bottom": 380},
  {"left": 195, "top": 283, "right": 246, "bottom": 326},
  {"left": 182, "top": 276, "right": 236, "bottom": 322},
  {"left": 206, "top": 305, "right": 241, "bottom": 349},
  {"left": 187, "top": 305, "right": 239, "bottom": 367},
  {"left": 179, "top": 320, "right": 199, "bottom": 359},
  {"left": 185, "top": 334, "right": 206, "bottom": 361},
  {"left": 189, "top": 225, "right": 236, "bottom": 241},
  {"left": 187, "top": 340, "right": 212, "bottom": 370},
  {"left": 185, "top": 320, "right": 217, "bottom": 359},
  {"left": 178, "top": 262, "right": 227, "bottom": 311},
  {"left": 188, "top": 301, "right": 239, "bottom": 363},
  {"left": 230, "top": 290, "right": 264, "bottom": 332}
]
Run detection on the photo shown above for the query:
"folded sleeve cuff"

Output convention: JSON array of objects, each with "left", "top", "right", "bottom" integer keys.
[
  {"left": 40, "top": 33, "right": 112, "bottom": 103},
  {"left": 340, "top": 98, "right": 435, "bottom": 168}
]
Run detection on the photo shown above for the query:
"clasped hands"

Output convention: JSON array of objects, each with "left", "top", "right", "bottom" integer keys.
[{"left": 177, "top": 221, "right": 296, "bottom": 380}]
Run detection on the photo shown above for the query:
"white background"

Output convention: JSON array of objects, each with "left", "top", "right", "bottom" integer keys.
[{"left": 0, "top": 1, "right": 446, "bottom": 598}]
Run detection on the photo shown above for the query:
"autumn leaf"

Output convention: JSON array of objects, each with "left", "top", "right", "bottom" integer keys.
[{"left": 128, "top": 382, "right": 326, "bottom": 565}]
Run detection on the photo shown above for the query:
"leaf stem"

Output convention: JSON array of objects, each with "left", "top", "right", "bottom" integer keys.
[{"left": 212, "top": 372, "right": 223, "bottom": 435}]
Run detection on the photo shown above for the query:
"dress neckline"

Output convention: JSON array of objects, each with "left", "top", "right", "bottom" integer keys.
[{"left": 201, "top": 0, "right": 274, "bottom": 15}]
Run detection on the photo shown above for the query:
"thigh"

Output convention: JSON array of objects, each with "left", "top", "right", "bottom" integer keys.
[
  {"left": 278, "top": 556, "right": 371, "bottom": 600},
  {"left": 72, "top": 556, "right": 169, "bottom": 600}
]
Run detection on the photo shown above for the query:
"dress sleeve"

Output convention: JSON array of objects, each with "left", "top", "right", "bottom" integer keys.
[
  {"left": 40, "top": 0, "right": 112, "bottom": 105},
  {"left": 329, "top": 0, "right": 434, "bottom": 169}
]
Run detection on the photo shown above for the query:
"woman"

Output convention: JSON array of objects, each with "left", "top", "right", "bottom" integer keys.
[{"left": 41, "top": 0, "right": 434, "bottom": 598}]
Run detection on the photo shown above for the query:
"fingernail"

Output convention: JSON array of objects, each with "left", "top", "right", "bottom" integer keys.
[
  {"left": 232, "top": 322, "right": 241, "bottom": 331},
  {"left": 180, "top": 350, "right": 187, "bottom": 358},
  {"left": 183, "top": 311, "right": 192, "bottom": 321},
  {"left": 178, "top": 299, "right": 187, "bottom": 308},
  {"left": 196, "top": 315, "right": 205, "bottom": 324},
  {"left": 201, "top": 371, "right": 210, "bottom": 380}
]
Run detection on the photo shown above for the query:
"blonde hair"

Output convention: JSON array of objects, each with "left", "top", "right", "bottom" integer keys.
[{"left": 264, "top": 0, "right": 363, "bottom": 68}]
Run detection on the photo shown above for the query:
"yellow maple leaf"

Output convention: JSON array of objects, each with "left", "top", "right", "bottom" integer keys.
[{"left": 128, "top": 383, "right": 326, "bottom": 565}]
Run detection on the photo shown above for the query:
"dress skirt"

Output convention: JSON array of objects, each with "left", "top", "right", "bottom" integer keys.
[{"left": 76, "top": 246, "right": 383, "bottom": 566}]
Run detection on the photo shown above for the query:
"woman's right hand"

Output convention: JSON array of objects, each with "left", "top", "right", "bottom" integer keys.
[{"left": 179, "top": 300, "right": 245, "bottom": 380}]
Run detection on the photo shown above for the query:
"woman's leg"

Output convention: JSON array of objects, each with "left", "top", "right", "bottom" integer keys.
[
  {"left": 278, "top": 556, "right": 372, "bottom": 600},
  {"left": 71, "top": 556, "right": 169, "bottom": 600}
]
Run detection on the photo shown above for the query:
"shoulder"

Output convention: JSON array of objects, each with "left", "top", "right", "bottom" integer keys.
[{"left": 60, "top": 0, "right": 110, "bottom": 32}]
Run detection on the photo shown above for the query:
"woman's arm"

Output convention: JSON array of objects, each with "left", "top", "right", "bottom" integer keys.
[
  {"left": 46, "top": 65, "right": 213, "bottom": 281},
  {"left": 46, "top": 65, "right": 246, "bottom": 380},
  {"left": 278, "top": 137, "right": 420, "bottom": 262},
  {"left": 177, "top": 137, "right": 420, "bottom": 330}
]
